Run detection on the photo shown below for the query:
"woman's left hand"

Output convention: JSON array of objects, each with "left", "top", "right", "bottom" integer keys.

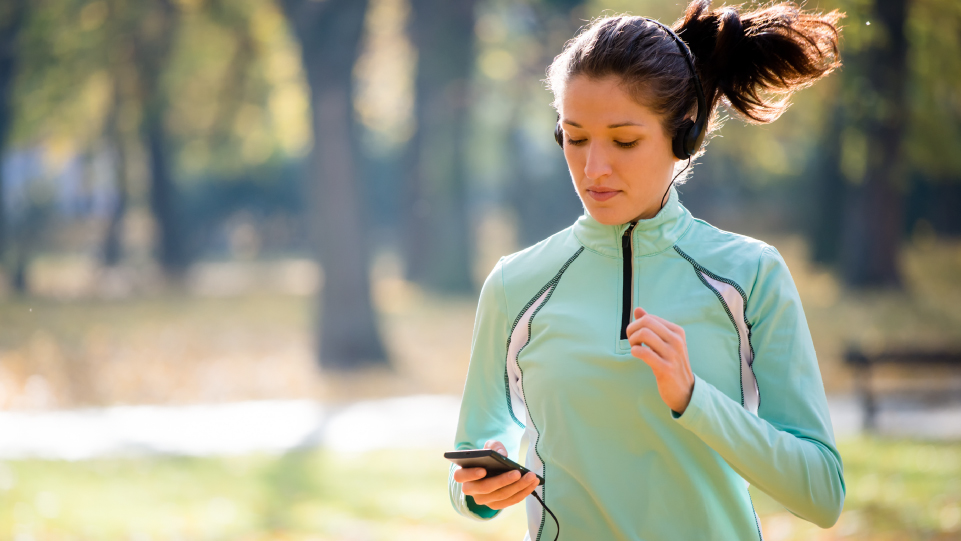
[{"left": 626, "top": 306, "right": 695, "bottom": 414}]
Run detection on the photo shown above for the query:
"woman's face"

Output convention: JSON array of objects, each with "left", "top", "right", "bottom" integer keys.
[{"left": 558, "top": 74, "right": 681, "bottom": 225}]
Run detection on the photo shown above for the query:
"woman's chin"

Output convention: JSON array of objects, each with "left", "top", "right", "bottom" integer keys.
[{"left": 583, "top": 204, "right": 631, "bottom": 226}]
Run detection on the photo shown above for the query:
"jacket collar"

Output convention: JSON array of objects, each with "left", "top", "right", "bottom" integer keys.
[{"left": 572, "top": 183, "right": 693, "bottom": 258}]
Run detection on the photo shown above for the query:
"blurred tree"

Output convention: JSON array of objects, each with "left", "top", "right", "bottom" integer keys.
[
  {"left": 0, "top": 0, "right": 28, "bottom": 270},
  {"left": 7, "top": 0, "right": 315, "bottom": 284},
  {"left": 7, "top": 0, "right": 186, "bottom": 276},
  {"left": 3, "top": 0, "right": 95, "bottom": 293},
  {"left": 129, "top": 0, "right": 186, "bottom": 275},
  {"left": 101, "top": 75, "right": 129, "bottom": 266},
  {"left": 100, "top": 0, "right": 139, "bottom": 267},
  {"left": 836, "top": 0, "right": 911, "bottom": 288},
  {"left": 900, "top": 0, "right": 961, "bottom": 181},
  {"left": 807, "top": 98, "right": 846, "bottom": 268},
  {"left": 202, "top": 0, "right": 259, "bottom": 155},
  {"left": 99, "top": 0, "right": 282, "bottom": 268},
  {"left": 280, "top": 0, "right": 388, "bottom": 369},
  {"left": 506, "top": 0, "right": 587, "bottom": 247},
  {"left": 806, "top": 0, "right": 961, "bottom": 286},
  {"left": 402, "top": 0, "right": 478, "bottom": 292}
]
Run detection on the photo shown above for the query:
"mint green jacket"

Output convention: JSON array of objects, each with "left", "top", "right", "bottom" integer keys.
[{"left": 448, "top": 184, "right": 845, "bottom": 540}]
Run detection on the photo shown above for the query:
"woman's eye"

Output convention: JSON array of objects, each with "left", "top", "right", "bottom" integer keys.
[{"left": 564, "top": 137, "right": 637, "bottom": 148}]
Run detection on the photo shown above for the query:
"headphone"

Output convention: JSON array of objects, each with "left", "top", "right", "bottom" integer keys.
[{"left": 554, "top": 17, "right": 708, "bottom": 161}]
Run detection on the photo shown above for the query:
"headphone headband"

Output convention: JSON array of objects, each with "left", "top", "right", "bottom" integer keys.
[{"left": 641, "top": 17, "right": 708, "bottom": 159}]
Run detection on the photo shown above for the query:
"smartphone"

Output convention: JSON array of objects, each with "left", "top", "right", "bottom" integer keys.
[{"left": 445, "top": 449, "right": 544, "bottom": 486}]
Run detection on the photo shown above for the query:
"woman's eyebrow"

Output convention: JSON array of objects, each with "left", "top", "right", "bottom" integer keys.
[
  {"left": 607, "top": 121, "right": 644, "bottom": 128},
  {"left": 562, "top": 120, "right": 645, "bottom": 128}
]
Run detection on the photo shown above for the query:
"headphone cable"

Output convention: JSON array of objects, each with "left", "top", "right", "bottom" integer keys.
[
  {"left": 660, "top": 156, "right": 693, "bottom": 211},
  {"left": 531, "top": 489, "right": 560, "bottom": 541}
]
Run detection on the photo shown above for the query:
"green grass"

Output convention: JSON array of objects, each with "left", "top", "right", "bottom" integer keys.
[
  {"left": 1, "top": 437, "right": 959, "bottom": 540},
  {"left": 0, "top": 447, "right": 529, "bottom": 540},
  {"left": 751, "top": 437, "right": 961, "bottom": 540}
]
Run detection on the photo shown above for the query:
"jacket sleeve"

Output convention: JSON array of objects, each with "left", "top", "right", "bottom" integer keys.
[
  {"left": 672, "top": 245, "right": 846, "bottom": 528},
  {"left": 449, "top": 257, "right": 526, "bottom": 521}
]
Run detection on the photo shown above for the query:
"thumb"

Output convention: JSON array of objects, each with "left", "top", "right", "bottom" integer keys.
[
  {"left": 634, "top": 306, "right": 647, "bottom": 320},
  {"left": 485, "top": 440, "right": 508, "bottom": 457}
]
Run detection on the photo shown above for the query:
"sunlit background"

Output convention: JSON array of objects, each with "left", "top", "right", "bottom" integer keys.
[{"left": 0, "top": 0, "right": 960, "bottom": 539}]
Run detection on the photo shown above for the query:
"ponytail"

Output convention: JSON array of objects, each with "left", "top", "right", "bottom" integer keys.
[{"left": 677, "top": 0, "right": 844, "bottom": 125}]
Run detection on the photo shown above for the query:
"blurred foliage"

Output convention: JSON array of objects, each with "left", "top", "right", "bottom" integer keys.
[
  {"left": 10, "top": 0, "right": 310, "bottom": 178},
  {"left": 2, "top": 0, "right": 959, "bottom": 286},
  {"left": 849, "top": 0, "right": 961, "bottom": 181},
  {"left": 0, "top": 437, "right": 958, "bottom": 540}
]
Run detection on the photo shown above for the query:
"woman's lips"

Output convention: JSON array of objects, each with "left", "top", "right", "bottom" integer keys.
[{"left": 586, "top": 188, "right": 620, "bottom": 202}]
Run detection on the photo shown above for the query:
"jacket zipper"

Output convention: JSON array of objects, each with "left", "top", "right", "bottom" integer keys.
[{"left": 620, "top": 221, "right": 638, "bottom": 340}]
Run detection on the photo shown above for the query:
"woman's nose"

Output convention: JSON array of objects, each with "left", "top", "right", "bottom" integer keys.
[{"left": 583, "top": 142, "right": 612, "bottom": 180}]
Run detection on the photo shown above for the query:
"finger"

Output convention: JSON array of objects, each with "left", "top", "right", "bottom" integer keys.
[
  {"left": 653, "top": 314, "right": 686, "bottom": 337},
  {"left": 474, "top": 472, "right": 535, "bottom": 506},
  {"left": 626, "top": 306, "right": 648, "bottom": 336},
  {"left": 487, "top": 473, "right": 540, "bottom": 510},
  {"left": 629, "top": 327, "right": 671, "bottom": 359},
  {"left": 627, "top": 314, "right": 667, "bottom": 345},
  {"left": 628, "top": 309, "right": 686, "bottom": 347},
  {"left": 643, "top": 313, "right": 685, "bottom": 342},
  {"left": 632, "top": 344, "right": 668, "bottom": 370},
  {"left": 453, "top": 466, "right": 487, "bottom": 483},
  {"left": 637, "top": 315, "right": 684, "bottom": 350},
  {"left": 469, "top": 470, "right": 524, "bottom": 501},
  {"left": 467, "top": 468, "right": 523, "bottom": 496},
  {"left": 485, "top": 440, "right": 508, "bottom": 457}
]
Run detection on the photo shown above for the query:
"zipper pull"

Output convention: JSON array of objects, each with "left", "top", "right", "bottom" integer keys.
[{"left": 621, "top": 222, "right": 638, "bottom": 252}]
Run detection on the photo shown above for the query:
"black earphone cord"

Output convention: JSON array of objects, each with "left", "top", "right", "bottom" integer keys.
[
  {"left": 531, "top": 489, "right": 560, "bottom": 541},
  {"left": 659, "top": 156, "right": 693, "bottom": 211}
]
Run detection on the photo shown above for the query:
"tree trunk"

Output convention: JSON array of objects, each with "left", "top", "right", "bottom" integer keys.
[
  {"left": 103, "top": 79, "right": 129, "bottom": 267},
  {"left": 0, "top": 0, "right": 27, "bottom": 266},
  {"left": 839, "top": 0, "right": 910, "bottom": 288},
  {"left": 130, "top": 0, "right": 186, "bottom": 275},
  {"left": 282, "top": 0, "right": 388, "bottom": 369},
  {"left": 142, "top": 109, "right": 184, "bottom": 272},
  {"left": 400, "top": 108, "right": 431, "bottom": 284},
  {"left": 807, "top": 100, "right": 846, "bottom": 267},
  {"left": 403, "top": 0, "right": 476, "bottom": 292}
]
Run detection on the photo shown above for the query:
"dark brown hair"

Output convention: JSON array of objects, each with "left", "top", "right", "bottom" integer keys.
[{"left": 546, "top": 0, "right": 844, "bottom": 170}]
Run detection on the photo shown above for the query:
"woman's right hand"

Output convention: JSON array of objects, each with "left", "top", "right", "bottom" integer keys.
[{"left": 452, "top": 440, "right": 540, "bottom": 510}]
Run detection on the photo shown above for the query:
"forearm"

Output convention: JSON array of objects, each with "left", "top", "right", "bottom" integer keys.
[{"left": 674, "top": 374, "right": 845, "bottom": 528}]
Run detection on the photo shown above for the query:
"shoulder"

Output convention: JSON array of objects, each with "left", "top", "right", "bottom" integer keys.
[
  {"left": 674, "top": 217, "right": 782, "bottom": 301},
  {"left": 481, "top": 224, "right": 585, "bottom": 317}
]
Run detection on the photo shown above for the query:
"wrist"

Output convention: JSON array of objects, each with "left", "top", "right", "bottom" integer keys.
[{"left": 671, "top": 377, "right": 695, "bottom": 415}]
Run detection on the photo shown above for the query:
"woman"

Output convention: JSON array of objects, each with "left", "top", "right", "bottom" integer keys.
[{"left": 449, "top": 1, "right": 846, "bottom": 539}]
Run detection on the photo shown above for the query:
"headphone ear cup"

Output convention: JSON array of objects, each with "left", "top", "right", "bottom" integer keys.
[
  {"left": 555, "top": 121, "right": 564, "bottom": 148},
  {"left": 672, "top": 119, "right": 695, "bottom": 160},
  {"left": 685, "top": 118, "right": 705, "bottom": 158}
]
